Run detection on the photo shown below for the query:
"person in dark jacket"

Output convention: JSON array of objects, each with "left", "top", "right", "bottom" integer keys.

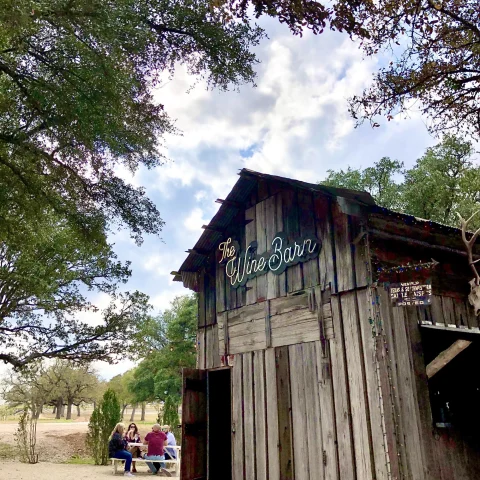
[{"left": 109, "top": 423, "right": 134, "bottom": 477}]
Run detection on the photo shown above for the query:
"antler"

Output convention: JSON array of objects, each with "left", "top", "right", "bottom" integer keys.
[{"left": 457, "top": 211, "right": 480, "bottom": 286}]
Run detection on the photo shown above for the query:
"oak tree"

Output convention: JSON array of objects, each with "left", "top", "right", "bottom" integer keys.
[
  {"left": 0, "top": 0, "right": 265, "bottom": 246},
  {"left": 228, "top": 0, "right": 480, "bottom": 136}
]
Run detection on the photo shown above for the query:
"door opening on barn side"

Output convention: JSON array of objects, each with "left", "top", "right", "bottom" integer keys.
[
  {"left": 422, "top": 328, "right": 480, "bottom": 449},
  {"left": 207, "top": 368, "right": 232, "bottom": 480}
]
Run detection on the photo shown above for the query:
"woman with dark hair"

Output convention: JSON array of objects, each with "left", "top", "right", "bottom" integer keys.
[{"left": 125, "top": 422, "right": 142, "bottom": 473}]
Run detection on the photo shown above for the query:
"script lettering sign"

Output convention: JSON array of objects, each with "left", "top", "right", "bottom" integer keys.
[
  {"left": 218, "top": 233, "right": 321, "bottom": 288},
  {"left": 389, "top": 280, "right": 432, "bottom": 307}
]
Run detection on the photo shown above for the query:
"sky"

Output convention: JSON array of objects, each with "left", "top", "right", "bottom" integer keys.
[{"left": 0, "top": 16, "right": 440, "bottom": 382}]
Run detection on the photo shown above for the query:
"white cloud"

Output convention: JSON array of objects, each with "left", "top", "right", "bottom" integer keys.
[{"left": 183, "top": 207, "right": 208, "bottom": 232}]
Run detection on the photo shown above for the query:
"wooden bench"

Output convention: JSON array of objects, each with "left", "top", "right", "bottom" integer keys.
[{"left": 111, "top": 447, "right": 181, "bottom": 476}]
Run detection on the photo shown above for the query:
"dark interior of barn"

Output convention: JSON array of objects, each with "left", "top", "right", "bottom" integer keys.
[{"left": 422, "top": 327, "right": 480, "bottom": 449}]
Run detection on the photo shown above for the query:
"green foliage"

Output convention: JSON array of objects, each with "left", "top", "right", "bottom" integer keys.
[
  {"left": 321, "top": 135, "right": 480, "bottom": 228},
  {"left": 162, "top": 395, "right": 181, "bottom": 438},
  {"left": 323, "top": 157, "right": 404, "bottom": 210},
  {"left": 130, "top": 295, "right": 197, "bottom": 405},
  {"left": 86, "top": 389, "right": 121, "bottom": 465},
  {"left": 0, "top": 0, "right": 264, "bottom": 370},
  {"left": 108, "top": 371, "right": 136, "bottom": 415},
  {"left": 403, "top": 135, "right": 480, "bottom": 227},
  {"left": 14, "top": 407, "right": 38, "bottom": 464},
  {"left": 0, "top": 206, "right": 152, "bottom": 368},
  {"left": 0, "top": 0, "right": 265, "bottom": 249},
  {"left": 64, "top": 455, "right": 95, "bottom": 465},
  {"left": 0, "top": 442, "right": 16, "bottom": 460}
]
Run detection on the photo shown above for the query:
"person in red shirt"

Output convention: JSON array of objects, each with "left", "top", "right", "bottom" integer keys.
[{"left": 144, "top": 424, "right": 171, "bottom": 477}]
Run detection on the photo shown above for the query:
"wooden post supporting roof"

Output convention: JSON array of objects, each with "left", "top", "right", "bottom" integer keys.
[{"left": 426, "top": 339, "right": 472, "bottom": 379}]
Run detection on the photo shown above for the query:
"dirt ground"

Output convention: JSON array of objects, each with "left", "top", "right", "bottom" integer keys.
[
  {"left": 3, "top": 462, "right": 179, "bottom": 479},
  {"left": 0, "top": 422, "right": 179, "bottom": 479}
]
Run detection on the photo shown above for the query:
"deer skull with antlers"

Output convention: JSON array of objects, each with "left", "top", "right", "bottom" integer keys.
[{"left": 458, "top": 211, "right": 480, "bottom": 316}]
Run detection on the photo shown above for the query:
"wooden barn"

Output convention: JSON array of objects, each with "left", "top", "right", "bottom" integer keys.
[{"left": 173, "top": 169, "right": 480, "bottom": 480}]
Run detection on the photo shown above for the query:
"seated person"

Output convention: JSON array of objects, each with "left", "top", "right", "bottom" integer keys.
[
  {"left": 125, "top": 422, "right": 142, "bottom": 473},
  {"left": 144, "top": 424, "right": 171, "bottom": 477},
  {"left": 109, "top": 423, "right": 134, "bottom": 477},
  {"left": 162, "top": 425, "right": 177, "bottom": 461}
]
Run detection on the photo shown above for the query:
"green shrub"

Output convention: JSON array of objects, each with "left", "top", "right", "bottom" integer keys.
[{"left": 86, "top": 389, "right": 121, "bottom": 465}]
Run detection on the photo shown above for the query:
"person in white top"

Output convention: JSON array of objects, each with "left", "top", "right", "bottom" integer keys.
[{"left": 162, "top": 425, "right": 177, "bottom": 460}]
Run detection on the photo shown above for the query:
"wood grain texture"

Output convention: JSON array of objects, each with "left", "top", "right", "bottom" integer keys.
[
  {"left": 315, "top": 340, "right": 339, "bottom": 480},
  {"left": 197, "top": 328, "right": 206, "bottom": 370},
  {"left": 404, "top": 307, "right": 441, "bottom": 480},
  {"left": 256, "top": 199, "right": 268, "bottom": 302},
  {"left": 302, "top": 342, "right": 324, "bottom": 480},
  {"left": 356, "top": 289, "right": 389, "bottom": 480},
  {"left": 276, "top": 193, "right": 287, "bottom": 297},
  {"left": 298, "top": 190, "right": 320, "bottom": 289},
  {"left": 266, "top": 195, "right": 280, "bottom": 300},
  {"left": 330, "top": 295, "right": 355, "bottom": 480},
  {"left": 243, "top": 353, "right": 256, "bottom": 480},
  {"left": 245, "top": 206, "right": 257, "bottom": 305},
  {"left": 390, "top": 306, "right": 425, "bottom": 479},
  {"left": 275, "top": 346, "right": 294, "bottom": 480},
  {"left": 181, "top": 369, "right": 207, "bottom": 480},
  {"left": 216, "top": 261, "right": 227, "bottom": 314},
  {"left": 313, "top": 195, "right": 335, "bottom": 291},
  {"left": 283, "top": 189, "right": 303, "bottom": 293},
  {"left": 377, "top": 288, "right": 410, "bottom": 479},
  {"left": 198, "top": 272, "right": 206, "bottom": 327},
  {"left": 217, "top": 311, "right": 228, "bottom": 358},
  {"left": 341, "top": 292, "right": 373, "bottom": 480},
  {"left": 289, "top": 344, "right": 310, "bottom": 480},
  {"left": 331, "top": 200, "right": 354, "bottom": 293},
  {"left": 254, "top": 350, "right": 268, "bottom": 480},
  {"left": 232, "top": 355, "right": 244, "bottom": 480},
  {"left": 265, "top": 348, "right": 280, "bottom": 480},
  {"left": 350, "top": 217, "right": 369, "bottom": 288}
]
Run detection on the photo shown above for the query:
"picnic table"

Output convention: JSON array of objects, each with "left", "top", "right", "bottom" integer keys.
[{"left": 110, "top": 444, "right": 181, "bottom": 475}]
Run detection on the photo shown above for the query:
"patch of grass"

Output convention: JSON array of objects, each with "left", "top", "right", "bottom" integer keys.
[
  {"left": 0, "top": 442, "right": 16, "bottom": 460},
  {"left": 64, "top": 455, "right": 95, "bottom": 465}
]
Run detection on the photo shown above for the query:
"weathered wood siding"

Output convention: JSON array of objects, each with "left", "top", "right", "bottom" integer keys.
[
  {"left": 192, "top": 180, "right": 480, "bottom": 480},
  {"left": 374, "top": 287, "right": 480, "bottom": 480}
]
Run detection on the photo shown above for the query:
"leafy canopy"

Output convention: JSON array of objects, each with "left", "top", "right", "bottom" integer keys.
[
  {"left": 0, "top": 0, "right": 265, "bottom": 246},
  {"left": 227, "top": 0, "right": 480, "bottom": 137},
  {"left": 0, "top": 210, "right": 152, "bottom": 369},
  {"left": 129, "top": 295, "right": 197, "bottom": 405},
  {"left": 321, "top": 134, "right": 480, "bottom": 228}
]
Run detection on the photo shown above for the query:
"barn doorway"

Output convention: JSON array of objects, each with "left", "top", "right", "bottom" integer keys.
[
  {"left": 207, "top": 368, "right": 232, "bottom": 480},
  {"left": 422, "top": 328, "right": 480, "bottom": 448}
]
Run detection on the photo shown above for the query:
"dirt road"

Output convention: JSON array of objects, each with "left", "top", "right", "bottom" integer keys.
[{"left": 4, "top": 462, "right": 179, "bottom": 479}]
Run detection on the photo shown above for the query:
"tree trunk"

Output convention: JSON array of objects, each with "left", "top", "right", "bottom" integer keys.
[
  {"left": 93, "top": 401, "right": 96, "bottom": 411},
  {"left": 55, "top": 399, "right": 63, "bottom": 420},
  {"left": 60, "top": 403, "right": 65, "bottom": 418},
  {"left": 52, "top": 406, "right": 56, "bottom": 414},
  {"left": 141, "top": 402, "right": 146, "bottom": 421},
  {"left": 66, "top": 400, "right": 73, "bottom": 420},
  {"left": 121, "top": 404, "right": 127, "bottom": 418},
  {"left": 39, "top": 404, "right": 43, "bottom": 414},
  {"left": 77, "top": 405, "right": 81, "bottom": 417},
  {"left": 130, "top": 404, "right": 137, "bottom": 422}
]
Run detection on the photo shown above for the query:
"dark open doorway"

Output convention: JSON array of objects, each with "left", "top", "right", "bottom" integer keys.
[{"left": 207, "top": 368, "right": 232, "bottom": 480}]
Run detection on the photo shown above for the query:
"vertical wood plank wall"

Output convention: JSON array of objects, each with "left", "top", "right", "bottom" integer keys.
[{"left": 193, "top": 181, "right": 480, "bottom": 480}]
